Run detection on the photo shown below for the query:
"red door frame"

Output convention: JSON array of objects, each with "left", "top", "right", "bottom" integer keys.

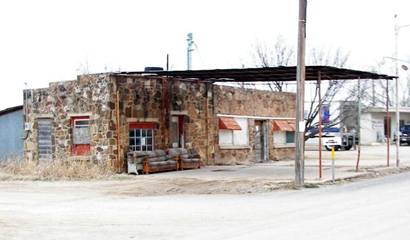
[{"left": 178, "top": 116, "right": 185, "bottom": 147}]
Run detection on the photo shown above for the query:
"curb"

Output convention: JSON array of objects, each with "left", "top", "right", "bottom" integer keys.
[{"left": 318, "top": 166, "right": 410, "bottom": 185}]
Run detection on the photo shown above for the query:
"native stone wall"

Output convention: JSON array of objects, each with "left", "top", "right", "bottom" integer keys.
[
  {"left": 115, "top": 76, "right": 165, "bottom": 156},
  {"left": 213, "top": 85, "right": 296, "bottom": 164},
  {"left": 24, "top": 74, "right": 117, "bottom": 166},
  {"left": 115, "top": 76, "right": 216, "bottom": 165},
  {"left": 24, "top": 74, "right": 296, "bottom": 169},
  {"left": 270, "top": 147, "right": 294, "bottom": 161},
  {"left": 170, "top": 79, "right": 216, "bottom": 164},
  {"left": 214, "top": 85, "right": 296, "bottom": 117}
]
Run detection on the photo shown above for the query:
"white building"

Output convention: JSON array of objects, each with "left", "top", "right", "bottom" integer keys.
[{"left": 360, "top": 107, "right": 410, "bottom": 145}]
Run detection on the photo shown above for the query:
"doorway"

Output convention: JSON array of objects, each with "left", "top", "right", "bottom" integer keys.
[
  {"left": 170, "top": 115, "right": 185, "bottom": 148},
  {"left": 254, "top": 120, "right": 268, "bottom": 162},
  {"left": 37, "top": 118, "right": 53, "bottom": 161}
]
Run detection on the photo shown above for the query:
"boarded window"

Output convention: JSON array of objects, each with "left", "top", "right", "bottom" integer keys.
[
  {"left": 218, "top": 118, "right": 249, "bottom": 146},
  {"left": 233, "top": 118, "right": 249, "bottom": 145},
  {"left": 273, "top": 120, "right": 296, "bottom": 146},
  {"left": 73, "top": 119, "right": 90, "bottom": 144},
  {"left": 37, "top": 119, "right": 53, "bottom": 161},
  {"left": 71, "top": 117, "right": 91, "bottom": 156},
  {"left": 273, "top": 131, "right": 295, "bottom": 146},
  {"left": 219, "top": 130, "right": 234, "bottom": 145}
]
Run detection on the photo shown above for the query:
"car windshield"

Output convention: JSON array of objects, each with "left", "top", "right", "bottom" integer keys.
[{"left": 403, "top": 125, "right": 410, "bottom": 131}]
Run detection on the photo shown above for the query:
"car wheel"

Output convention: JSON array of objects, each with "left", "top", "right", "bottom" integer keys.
[{"left": 343, "top": 145, "right": 352, "bottom": 151}]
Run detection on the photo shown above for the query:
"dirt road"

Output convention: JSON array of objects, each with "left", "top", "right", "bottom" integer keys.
[{"left": 2, "top": 172, "right": 410, "bottom": 240}]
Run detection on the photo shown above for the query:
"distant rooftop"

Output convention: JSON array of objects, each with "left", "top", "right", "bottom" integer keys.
[
  {"left": 364, "top": 107, "right": 410, "bottom": 113},
  {"left": 0, "top": 105, "right": 23, "bottom": 117}
]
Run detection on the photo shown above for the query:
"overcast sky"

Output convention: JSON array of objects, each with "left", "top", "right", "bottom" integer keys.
[{"left": 1, "top": 0, "right": 410, "bottom": 110}]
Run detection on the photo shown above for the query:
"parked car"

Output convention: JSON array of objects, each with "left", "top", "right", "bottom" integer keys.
[
  {"left": 394, "top": 124, "right": 410, "bottom": 145},
  {"left": 323, "top": 134, "right": 355, "bottom": 151},
  {"left": 307, "top": 127, "right": 357, "bottom": 151}
]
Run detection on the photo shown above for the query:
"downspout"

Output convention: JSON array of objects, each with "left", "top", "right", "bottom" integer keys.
[
  {"left": 205, "top": 82, "right": 209, "bottom": 164},
  {"left": 114, "top": 76, "right": 122, "bottom": 172},
  {"left": 116, "top": 90, "right": 121, "bottom": 172},
  {"left": 211, "top": 83, "right": 216, "bottom": 164},
  {"left": 161, "top": 78, "right": 165, "bottom": 148}
]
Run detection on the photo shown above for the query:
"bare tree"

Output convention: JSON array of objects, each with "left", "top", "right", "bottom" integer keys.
[
  {"left": 254, "top": 35, "right": 295, "bottom": 91},
  {"left": 303, "top": 47, "right": 352, "bottom": 139},
  {"left": 252, "top": 40, "right": 358, "bottom": 139},
  {"left": 309, "top": 47, "right": 350, "bottom": 67},
  {"left": 76, "top": 58, "right": 91, "bottom": 75}
]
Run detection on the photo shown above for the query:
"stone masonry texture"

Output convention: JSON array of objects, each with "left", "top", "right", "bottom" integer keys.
[{"left": 24, "top": 73, "right": 296, "bottom": 171}]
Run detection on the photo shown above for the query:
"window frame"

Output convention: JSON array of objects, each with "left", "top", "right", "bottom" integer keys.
[
  {"left": 285, "top": 131, "right": 295, "bottom": 144},
  {"left": 218, "top": 117, "right": 250, "bottom": 149},
  {"left": 129, "top": 128, "right": 154, "bottom": 152},
  {"left": 273, "top": 130, "right": 296, "bottom": 148},
  {"left": 72, "top": 118, "right": 91, "bottom": 145},
  {"left": 70, "top": 116, "right": 91, "bottom": 156}
]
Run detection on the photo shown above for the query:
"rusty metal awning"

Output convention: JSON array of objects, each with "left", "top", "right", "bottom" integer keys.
[
  {"left": 272, "top": 120, "right": 296, "bottom": 132},
  {"left": 219, "top": 117, "right": 241, "bottom": 130},
  {"left": 115, "top": 66, "right": 396, "bottom": 82}
]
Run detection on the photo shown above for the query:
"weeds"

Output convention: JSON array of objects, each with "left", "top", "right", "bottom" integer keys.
[{"left": 0, "top": 159, "right": 115, "bottom": 181}]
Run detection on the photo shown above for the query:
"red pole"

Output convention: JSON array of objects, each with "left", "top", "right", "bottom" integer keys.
[
  {"left": 355, "top": 77, "right": 361, "bottom": 172},
  {"left": 318, "top": 72, "right": 322, "bottom": 179},
  {"left": 386, "top": 79, "right": 390, "bottom": 167}
]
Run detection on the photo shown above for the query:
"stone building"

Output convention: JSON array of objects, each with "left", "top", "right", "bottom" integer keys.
[{"left": 23, "top": 72, "right": 296, "bottom": 171}]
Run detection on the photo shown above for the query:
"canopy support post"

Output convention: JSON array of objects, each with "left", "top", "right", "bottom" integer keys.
[
  {"left": 356, "top": 77, "right": 361, "bottom": 172},
  {"left": 386, "top": 78, "right": 390, "bottom": 167},
  {"left": 317, "top": 71, "right": 322, "bottom": 179}
]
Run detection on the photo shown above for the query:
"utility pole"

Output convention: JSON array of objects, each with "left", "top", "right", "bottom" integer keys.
[
  {"left": 295, "top": 0, "right": 307, "bottom": 187},
  {"left": 372, "top": 80, "right": 376, "bottom": 106},
  {"left": 166, "top": 54, "right": 170, "bottom": 71},
  {"left": 187, "top": 33, "right": 194, "bottom": 70}
]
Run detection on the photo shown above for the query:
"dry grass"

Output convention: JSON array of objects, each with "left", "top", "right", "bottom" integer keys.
[{"left": 0, "top": 160, "right": 116, "bottom": 181}]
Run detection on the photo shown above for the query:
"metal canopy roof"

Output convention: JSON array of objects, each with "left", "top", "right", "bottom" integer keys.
[{"left": 116, "top": 66, "right": 396, "bottom": 82}]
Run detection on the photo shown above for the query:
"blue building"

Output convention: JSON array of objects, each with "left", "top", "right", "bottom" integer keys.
[{"left": 0, "top": 106, "right": 24, "bottom": 160}]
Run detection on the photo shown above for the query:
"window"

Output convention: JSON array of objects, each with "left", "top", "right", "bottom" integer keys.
[
  {"left": 286, "top": 131, "right": 295, "bottom": 143},
  {"left": 73, "top": 119, "right": 90, "bottom": 144},
  {"left": 218, "top": 117, "right": 249, "bottom": 147},
  {"left": 272, "top": 120, "right": 296, "bottom": 147},
  {"left": 129, "top": 122, "right": 156, "bottom": 151},
  {"left": 273, "top": 131, "right": 295, "bottom": 147},
  {"left": 71, "top": 116, "right": 91, "bottom": 155}
]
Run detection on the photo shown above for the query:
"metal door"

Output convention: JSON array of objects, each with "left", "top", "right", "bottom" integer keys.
[
  {"left": 255, "top": 120, "right": 268, "bottom": 162},
  {"left": 254, "top": 121, "right": 263, "bottom": 162},
  {"left": 37, "top": 119, "right": 53, "bottom": 161},
  {"left": 262, "top": 121, "right": 269, "bottom": 161}
]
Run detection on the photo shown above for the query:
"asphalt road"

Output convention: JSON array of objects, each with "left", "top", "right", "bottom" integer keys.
[{"left": 1, "top": 172, "right": 410, "bottom": 240}]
